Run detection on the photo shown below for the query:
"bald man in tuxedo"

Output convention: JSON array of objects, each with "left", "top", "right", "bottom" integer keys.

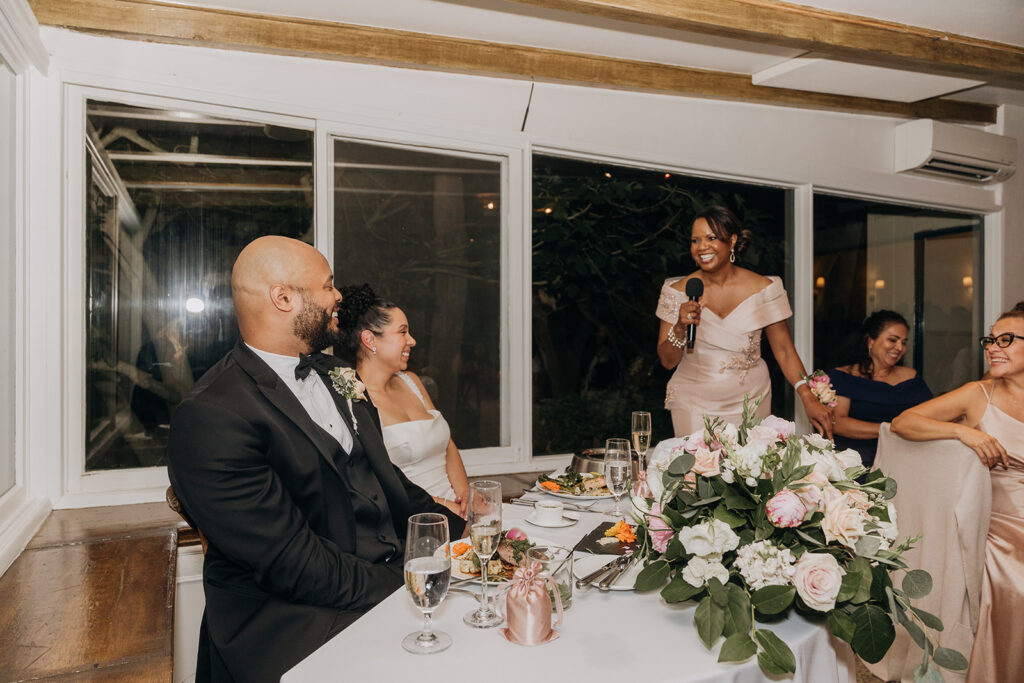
[{"left": 168, "top": 236, "right": 463, "bottom": 682}]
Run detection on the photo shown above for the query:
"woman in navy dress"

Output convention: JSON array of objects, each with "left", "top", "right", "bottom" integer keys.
[{"left": 827, "top": 310, "right": 932, "bottom": 467}]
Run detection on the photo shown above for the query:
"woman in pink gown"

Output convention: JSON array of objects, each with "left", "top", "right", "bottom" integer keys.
[
  {"left": 656, "top": 205, "right": 833, "bottom": 438},
  {"left": 892, "top": 302, "right": 1024, "bottom": 682}
]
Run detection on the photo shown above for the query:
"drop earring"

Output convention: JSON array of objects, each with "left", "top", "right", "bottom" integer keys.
[
  {"left": 729, "top": 248, "right": 736, "bottom": 263},
  {"left": 372, "top": 347, "right": 377, "bottom": 355}
]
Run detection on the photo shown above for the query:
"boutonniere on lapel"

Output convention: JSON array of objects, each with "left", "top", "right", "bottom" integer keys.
[{"left": 328, "top": 366, "right": 367, "bottom": 433}]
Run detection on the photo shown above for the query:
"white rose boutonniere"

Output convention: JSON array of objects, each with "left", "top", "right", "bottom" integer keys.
[{"left": 328, "top": 366, "right": 367, "bottom": 432}]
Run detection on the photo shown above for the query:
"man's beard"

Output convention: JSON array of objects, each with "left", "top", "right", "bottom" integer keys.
[{"left": 293, "top": 299, "right": 339, "bottom": 353}]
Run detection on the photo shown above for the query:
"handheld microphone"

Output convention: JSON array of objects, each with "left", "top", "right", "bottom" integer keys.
[{"left": 684, "top": 278, "right": 704, "bottom": 350}]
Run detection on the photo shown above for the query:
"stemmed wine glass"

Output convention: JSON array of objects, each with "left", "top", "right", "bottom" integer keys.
[
  {"left": 402, "top": 513, "right": 452, "bottom": 654},
  {"left": 631, "top": 411, "right": 652, "bottom": 469},
  {"left": 463, "top": 480, "right": 503, "bottom": 628},
  {"left": 605, "top": 438, "right": 631, "bottom": 517}
]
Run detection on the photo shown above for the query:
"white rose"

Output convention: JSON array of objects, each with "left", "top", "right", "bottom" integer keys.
[
  {"left": 800, "top": 447, "right": 844, "bottom": 482},
  {"left": 836, "top": 448, "right": 864, "bottom": 470},
  {"left": 678, "top": 519, "right": 740, "bottom": 557},
  {"left": 803, "top": 433, "right": 832, "bottom": 450},
  {"left": 793, "top": 553, "right": 845, "bottom": 611},
  {"left": 822, "top": 499, "right": 868, "bottom": 550},
  {"left": 645, "top": 437, "right": 690, "bottom": 500},
  {"left": 681, "top": 554, "right": 730, "bottom": 587}
]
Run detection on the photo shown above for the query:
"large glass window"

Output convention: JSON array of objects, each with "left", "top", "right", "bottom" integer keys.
[
  {"left": 812, "top": 195, "right": 984, "bottom": 394},
  {"left": 84, "top": 101, "right": 314, "bottom": 470},
  {"left": 0, "top": 61, "right": 15, "bottom": 496},
  {"left": 332, "top": 140, "right": 504, "bottom": 450},
  {"left": 532, "top": 155, "right": 792, "bottom": 454}
]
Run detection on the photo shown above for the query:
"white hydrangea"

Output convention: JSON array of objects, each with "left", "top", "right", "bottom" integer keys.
[
  {"left": 681, "top": 554, "right": 731, "bottom": 587},
  {"left": 734, "top": 540, "right": 796, "bottom": 591},
  {"left": 678, "top": 519, "right": 740, "bottom": 557},
  {"left": 722, "top": 442, "right": 767, "bottom": 484}
]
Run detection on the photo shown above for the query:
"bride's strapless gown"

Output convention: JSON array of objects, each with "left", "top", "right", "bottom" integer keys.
[
  {"left": 966, "top": 393, "right": 1024, "bottom": 683},
  {"left": 381, "top": 372, "right": 455, "bottom": 500}
]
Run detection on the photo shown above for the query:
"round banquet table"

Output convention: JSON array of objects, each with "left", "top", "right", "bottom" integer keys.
[{"left": 283, "top": 502, "right": 856, "bottom": 683}]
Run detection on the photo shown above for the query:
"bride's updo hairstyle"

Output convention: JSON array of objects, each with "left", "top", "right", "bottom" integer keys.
[
  {"left": 693, "top": 205, "right": 754, "bottom": 259},
  {"left": 336, "top": 283, "right": 398, "bottom": 364}
]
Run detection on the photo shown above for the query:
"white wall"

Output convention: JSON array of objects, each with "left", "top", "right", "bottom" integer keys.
[
  {"left": 995, "top": 104, "right": 1024, "bottom": 315},
  {"left": 21, "top": 27, "right": 1018, "bottom": 508}
]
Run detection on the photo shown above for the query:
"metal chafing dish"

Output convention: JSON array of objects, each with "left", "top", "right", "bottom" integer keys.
[{"left": 570, "top": 447, "right": 641, "bottom": 479}]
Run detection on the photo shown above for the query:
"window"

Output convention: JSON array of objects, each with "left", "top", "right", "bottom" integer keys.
[
  {"left": 531, "top": 155, "right": 792, "bottom": 454},
  {"left": 84, "top": 101, "right": 314, "bottom": 471},
  {"left": 812, "top": 195, "right": 984, "bottom": 393},
  {"left": 0, "top": 61, "right": 15, "bottom": 495},
  {"left": 332, "top": 139, "right": 505, "bottom": 450}
]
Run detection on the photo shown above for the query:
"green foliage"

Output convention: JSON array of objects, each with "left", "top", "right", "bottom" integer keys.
[
  {"left": 851, "top": 604, "right": 897, "bottom": 663},
  {"left": 755, "top": 629, "right": 797, "bottom": 675}
]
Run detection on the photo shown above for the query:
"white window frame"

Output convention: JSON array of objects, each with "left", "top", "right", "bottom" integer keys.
[{"left": 61, "top": 85, "right": 317, "bottom": 506}]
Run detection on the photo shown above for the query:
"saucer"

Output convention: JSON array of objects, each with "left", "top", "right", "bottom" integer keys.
[{"left": 525, "top": 512, "right": 579, "bottom": 528}]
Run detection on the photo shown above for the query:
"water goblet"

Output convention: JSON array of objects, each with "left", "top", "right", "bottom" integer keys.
[
  {"left": 402, "top": 513, "right": 452, "bottom": 654},
  {"left": 463, "top": 480, "right": 504, "bottom": 628},
  {"left": 605, "top": 438, "right": 631, "bottom": 517}
]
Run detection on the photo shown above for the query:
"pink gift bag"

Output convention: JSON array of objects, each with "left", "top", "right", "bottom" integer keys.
[{"left": 498, "top": 560, "right": 564, "bottom": 646}]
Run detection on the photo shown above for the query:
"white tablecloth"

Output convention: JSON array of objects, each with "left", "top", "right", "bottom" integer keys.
[{"left": 284, "top": 503, "right": 856, "bottom": 683}]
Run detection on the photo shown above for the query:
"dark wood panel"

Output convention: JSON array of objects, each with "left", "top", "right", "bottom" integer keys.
[
  {"left": 27, "top": 502, "right": 186, "bottom": 549},
  {"left": 0, "top": 534, "right": 175, "bottom": 682}
]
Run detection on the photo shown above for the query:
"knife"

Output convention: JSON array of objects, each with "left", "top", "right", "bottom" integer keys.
[
  {"left": 510, "top": 498, "right": 594, "bottom": 513},
  {"left": 598, "top": 555, "right": 637, "bottom": 591},
  {"left": 574, "top": 556, "right": 622, "bottom": 589}
]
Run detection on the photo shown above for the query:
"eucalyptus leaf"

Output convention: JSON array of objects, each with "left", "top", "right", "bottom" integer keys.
[
  {"left": 718, "top": 633, "right": 758, "bottom": 663},
  {"left": 903, "top": 619, "right": 927, "bottom": 650},
  {"left": 828, "top": 609, "right": 856, "bottom": 643},
  {"left": 902, "top": 570, "right": 934, "bottom": 599},
  {"left": 855, "top": 534, "right": 882, "bottom": 558},
  {"left": 668, "top": 453, "right": 696, "bottom": 476},
  {"left": 882, "top": 477, "right": 898, "bottom": 499},
  {"left": 713, "top": 504, "right": 747, "bottom": 529},
  {"left": 751, "top": 585, "right": 795, "bottom": 615},
  {"left": 661, "top": 573, "right": 703, "bottom": 603},
  {"left": 910, "top": 606, "right": 944, "bottom": 632},
  {"left": 677, "top": 490, "right": 699, "bottom": 506},
  {"left": 695, "top": 595, "right": 726, "bottom": 648},
  {"left": 933, "top": 646, "right": 969, "bottom": 671},
  {"left": 754, "top": 629, "right": 797, "bottom": 675},
  {"left": 634, "top": 560, "right": 671, "bottom": 592},
  {"left": 913, "top": 661, "right": 944, "bottom": 683},
  {"left": 851, "top": 604, "right": 896, "bottom": 663}
]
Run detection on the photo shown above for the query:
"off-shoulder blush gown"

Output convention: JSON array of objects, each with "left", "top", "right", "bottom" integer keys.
[
  {"left": 966, "top": 386, "right": 1024, "bottom": 683},
  {"left": 656, "top": 276, "right": 792, "bottom": 436}
]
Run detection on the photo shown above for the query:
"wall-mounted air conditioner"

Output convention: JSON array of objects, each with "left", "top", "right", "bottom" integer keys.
[{"left": 894, "top": 119, "right": 1016, "bottom": 183}]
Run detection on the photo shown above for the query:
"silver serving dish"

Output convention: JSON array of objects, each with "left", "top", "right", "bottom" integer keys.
[{"left": 570, "top": 448, "right": 641, "bottom": 479}]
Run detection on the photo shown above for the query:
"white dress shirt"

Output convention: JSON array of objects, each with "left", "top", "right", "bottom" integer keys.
[{"left": 246, "top": 344, "right": 354, "bottom": 454}]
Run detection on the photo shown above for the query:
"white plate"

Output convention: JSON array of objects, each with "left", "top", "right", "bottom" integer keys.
[
  {"left": 536, "top": 473, "right": 614, "bottom": 500},
  {"left": 572, "top": 553, "right": 645, "bottom": 591},
  {"left": 524, "top": 512, "right": 579, "bottom": 528},
  {"left": 450, "top": 535, "right": 553, "bottom": 582}
]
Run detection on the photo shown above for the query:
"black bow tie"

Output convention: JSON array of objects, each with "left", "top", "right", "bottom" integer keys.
[{"left": 294, "top": 352, "right": 334, "bottom": 381}]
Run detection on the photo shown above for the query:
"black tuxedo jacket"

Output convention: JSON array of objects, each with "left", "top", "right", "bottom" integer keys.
[{"left": 167, "top": 341, "right": 462, "bottom": 682}]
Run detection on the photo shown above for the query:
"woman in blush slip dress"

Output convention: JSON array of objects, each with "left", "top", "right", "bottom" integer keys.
[
  {"left": 337, "top": 284, "right": 469, "bottom": 517},
  {"left": 655, "top": 205, "right": 833, "bottom": 438},
  {"left": 892, "top": 302, "right": 1024, "bottom": 682}
]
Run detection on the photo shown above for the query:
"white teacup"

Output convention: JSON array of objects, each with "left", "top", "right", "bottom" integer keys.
[{"left": 534, "top": 500, "right": 564, "bottom": 525}]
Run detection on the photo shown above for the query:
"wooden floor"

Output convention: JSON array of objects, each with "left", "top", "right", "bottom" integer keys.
[{"left": 0, "top": 503, "right": 189, "bottom": 682}]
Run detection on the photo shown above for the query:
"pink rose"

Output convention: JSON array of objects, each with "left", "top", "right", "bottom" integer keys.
[
  {"left": 841, "top": 490, "right": 871, "bottom": 512},
  {"left": 745, "top": 424, "right": 778, "bottom": 448},
  {"left": 759, "top": 415, "right": 796, "bottom": 441},
  {"left": 821, "top": 499, "right": 868, "bottom": 550},
  {"left": 683, "top": 432, "right": 708, "bottom": 453},
  {"left": 648, "top": 503, "right": 674, "bottom": 554},
  {"left": 766, "top": 489, "right": 807, "bottom": 528},
  {"left": 691, "top": 446, "right": 722, "bottom": 477},
  {"left": 793, "top": 553, "right": 845, "bottom": 611}
]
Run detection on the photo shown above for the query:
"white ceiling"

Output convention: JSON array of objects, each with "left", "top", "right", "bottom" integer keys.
[{"left": 173, "top": 0, "right": 1024, "bottom": 106}]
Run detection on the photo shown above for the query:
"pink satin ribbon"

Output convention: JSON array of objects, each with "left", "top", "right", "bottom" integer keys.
[{"left": 498, "top": 560, "right": 564, "bottom": 646}]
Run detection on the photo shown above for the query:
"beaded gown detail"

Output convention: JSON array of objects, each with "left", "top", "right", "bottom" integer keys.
[{"left": 656, "top": 276, "right": 792, "bottom": 436}]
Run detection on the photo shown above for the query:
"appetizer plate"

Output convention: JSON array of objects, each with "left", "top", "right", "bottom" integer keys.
[
  {"left": 524, "top": 512, "right": 580, "bottom": 528},
  {"left": 449, "top": 535, "right": 554, "bottom": 582},
  {"left": 572, "top": 553, "right": 645, "bottom": 591},
  {"left": 539, "top": 486, "right": 613, "bottom": 501}
]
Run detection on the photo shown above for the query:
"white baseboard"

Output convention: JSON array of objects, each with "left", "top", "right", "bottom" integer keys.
[{"left": 0, "top": 495, "right": 51, "bottom": 577}]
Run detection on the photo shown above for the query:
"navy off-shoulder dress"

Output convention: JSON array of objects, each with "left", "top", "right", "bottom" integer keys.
[{"left": 826, "top": 369, "right": 933, "bottom": 468}]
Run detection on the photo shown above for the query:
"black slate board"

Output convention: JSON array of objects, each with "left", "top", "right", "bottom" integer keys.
[{"left": 572, "top": 521, "right": 638, "bottom": 555}]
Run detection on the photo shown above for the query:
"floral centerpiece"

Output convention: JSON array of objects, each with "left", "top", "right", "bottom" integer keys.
[{"left": 629, "top": 400, "right": 966, "bottom": 681}]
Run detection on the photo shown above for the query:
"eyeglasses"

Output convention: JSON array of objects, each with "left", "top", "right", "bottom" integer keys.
[{"left": 979, "top": 332, "right": 1022, "bottom": 349}]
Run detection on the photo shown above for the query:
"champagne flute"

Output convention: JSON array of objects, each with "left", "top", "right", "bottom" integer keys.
[
  {"left": 605, "top": 438, "right": 631, "bottom": 517},
  {"left": 463, "top": 480, "right": 503, "bottom": 628},
  {"left": 402, "top": 513, "right": 452, "bottom": 654},
  {"left": 631, "top": 411, "right": 652, "bottom": 469}
]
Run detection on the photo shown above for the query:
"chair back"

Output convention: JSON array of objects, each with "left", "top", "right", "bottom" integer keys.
[{"left": 166, "top": 485, "right": 209, "bottom": 554}]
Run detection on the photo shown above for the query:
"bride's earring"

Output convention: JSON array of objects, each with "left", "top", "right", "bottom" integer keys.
[
  {"left": 729, "top": 248, "right": 736, "bottom": 263},
  {"left": 372, "top": 347, "right": 377, "bottom": 355}
]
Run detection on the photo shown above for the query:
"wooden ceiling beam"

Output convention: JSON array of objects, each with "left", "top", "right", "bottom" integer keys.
[
  {"left": 509, "top": 0, "right": 1024, "bottom": 88},
  {"left": 29, "top": 0, "right": 997, "bottom": 124}
]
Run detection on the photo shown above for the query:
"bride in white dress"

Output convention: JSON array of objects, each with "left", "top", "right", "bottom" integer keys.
[{"left": 337, "top": 285, "right": 469, "bottom": 516}]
